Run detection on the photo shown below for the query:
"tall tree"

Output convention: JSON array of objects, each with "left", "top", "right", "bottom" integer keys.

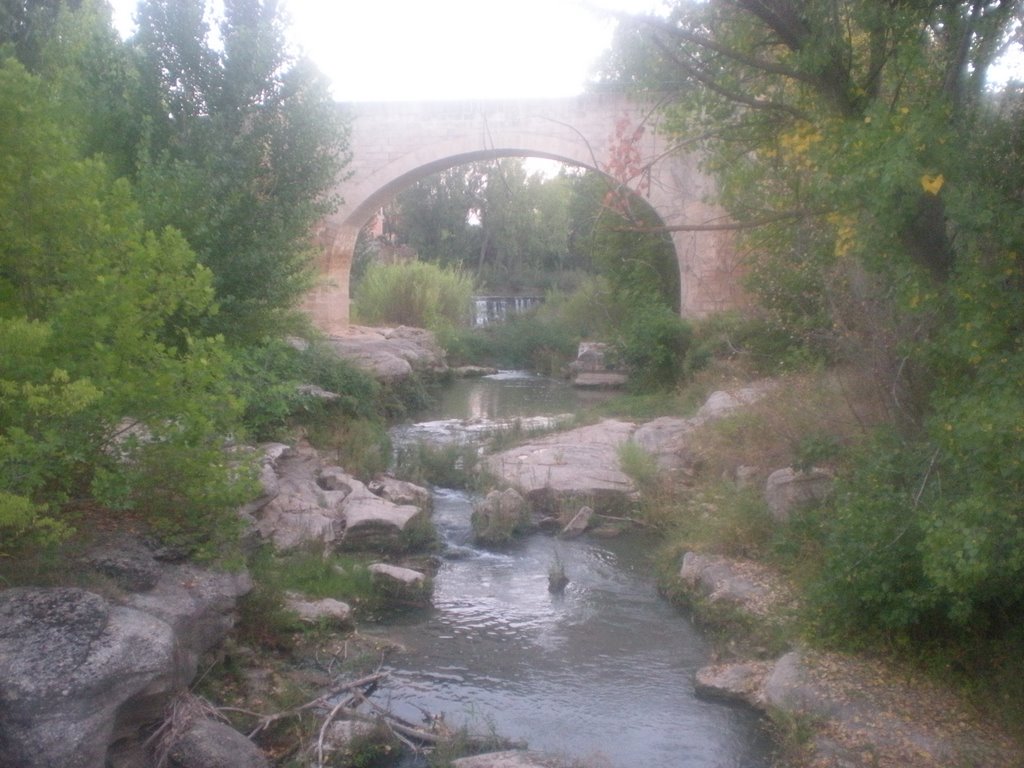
[
  {"left": 131, "top": 0, "right": 350, "bottom": 340},
  {"left": 599, "top": 1, "right": 1024, "bottom": 635}
]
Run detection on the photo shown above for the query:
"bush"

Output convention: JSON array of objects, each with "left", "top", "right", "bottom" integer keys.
[
  {"left": 353, "top": 261, "right": 476, "bottom": 331},
  {"left": 231, "top": 339, "right": 380, "bottom": 441},
  {"left": 616, "top": 304, "right": 693, "bottom": 390},
  {"left": 441, "top": 312, "right": 579, "bottom": 373}
]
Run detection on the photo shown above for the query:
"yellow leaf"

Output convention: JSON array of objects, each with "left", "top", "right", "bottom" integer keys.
[{"left": 920, "top": 174, "right": 944, "bottom": 195}]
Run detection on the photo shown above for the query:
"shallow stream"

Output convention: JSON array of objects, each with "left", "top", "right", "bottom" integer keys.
[{"left": 374, "top": 372, "right": 771, "bottom": 767}]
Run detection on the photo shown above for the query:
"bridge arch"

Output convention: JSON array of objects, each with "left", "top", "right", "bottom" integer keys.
[{"left": 304, "top": 95, "right": 744, "bottom": 333}]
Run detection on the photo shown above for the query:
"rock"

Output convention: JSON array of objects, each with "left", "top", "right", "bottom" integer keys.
[
  {"left": 340, "top": 484, "right": 425, "bottom": 551},
  {"left": 166, "top": 718, "right": 269, "bottom": 768},
  {"left": 368, "top": 475, "right": 432, "bottom": 509},
  {"left": 483, "top": 420, "right": 637, "bottom": 512},
  {"left": 0, "top": 588, "right": 178, "bottom": 768},
  {"left": 572, "top": 372, "right": 628, "bottom": 388},
  {"left": 452, "top": 365, "right": 499, "bottom": 377},
  {"left": 368, "top": 562, "right": 426, "bottom": 587},
  {"left": 284, "top": 593, "right": 353, "bottom": 627},
  {"left": 547, "top": 566, "right": 569, "bottom": 593},
  {"left": 560, "top": 505, "right": 593, "bottom": 538},
  {"left": 239, "top": 443, "right": 290, "bottom": 516},
  {"left": 472, "top": 488, "right": 533, "bottom": 544},
  {"left": 631, "top": 416, "right": 701, "bottom": 475},
  {"left": 123, "top": 563, "right": 252, "bottom": 674},
  {"left": 254, "top": 445, "right": 346, "bottom": 550},
  {"left": 325, "top": 325, "right": 447, "bottom": 382},
  {"left": 318, "top": 465, "right": 356, "bottom": 493},
  {"left": 694, "top": 661, "right": 773, "bottom": 704},
  {"left": 452, "top": 751, "right": 578, "bottom": 768},
  {"left": 296, "top": 383, "right": 340, "bottom": 400},
  {"left": 763, "top": 467, "right": 834, "bottom": 522},
  {"left": 678, "top": 551, "right": 795, "bottom": 619},
  {"left": 0, "top": 570, "right": 245, "bottom": 768},
  {"left": 253, "top": 443, "right": 427, "bottom": 552},
  {"left": 84, "top": 535, "right": 161, "bottom": 592},
  {"left": 694, "top": 382, "right": 773, "bottom": 421},
  {"left": 369, "top": 563, "right": 431, "bottom": 605}
]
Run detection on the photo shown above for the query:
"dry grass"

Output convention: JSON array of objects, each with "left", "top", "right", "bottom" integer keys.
[{"left": 691, "top": 365, "right": 891, "bottom": 482}]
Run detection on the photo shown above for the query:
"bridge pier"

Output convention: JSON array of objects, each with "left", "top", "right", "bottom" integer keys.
[{"left": 302, "top": 221, "right": 360, "bottom": 335}]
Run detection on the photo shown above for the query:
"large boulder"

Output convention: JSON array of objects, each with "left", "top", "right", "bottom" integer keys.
[
  {"left": 694, "top": 382, "right": 773, "bottom": 421},
  {"left": 369, "top": 563, "right": 431, "bottom": 606},
  {"left": 254, "top": 444, "right": 427, "bottom": 553},
  {"left": 0, "top": 533, "right": 252, "bottom": 768},
  {"left": 253, "top": 444, "right": 349, "bottom": 550},
  {"left": 368, "top": 475, "right": 432, "bottom": 510},
  {"left": 325, "top": 325, "right": 447, "bottom": 382},
  {"left": 483, "top": 420, "right": 637, "bottom": 512},
  {"left": 678, "top": 551, "right": 795, "bottom": 619},
  {"left": 339, "top": 483, "right": 425, "bottom": 551},
  {"left": 0, "top": 588, "right": 178, "bottom": 768}
]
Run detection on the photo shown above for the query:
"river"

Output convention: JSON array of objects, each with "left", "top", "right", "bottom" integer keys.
[{"left": 373, "top": 371, "right": 772, "bottom": 767}]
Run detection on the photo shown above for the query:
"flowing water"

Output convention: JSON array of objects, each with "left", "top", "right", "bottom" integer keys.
[{"left": 375, "top": 372, "right": 772, "bottom": 767}]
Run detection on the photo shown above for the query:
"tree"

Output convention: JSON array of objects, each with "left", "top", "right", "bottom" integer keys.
[
  {"left": 0, "top": 58, "right": 252, "bottom": 553},
  {"left": 130, "top": 0, "right": 350, "bottom": 340},
  {"left": 600, "top": 1, "right": 1024, "bottom": 635}
]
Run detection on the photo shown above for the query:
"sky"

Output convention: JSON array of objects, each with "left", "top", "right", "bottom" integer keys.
[{"left": 108, "top": 0, "right": 668, "bottom": 102}]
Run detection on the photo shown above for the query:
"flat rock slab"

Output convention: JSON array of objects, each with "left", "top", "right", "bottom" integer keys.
[
  {"left": 483, "top": 420, "right": 637, "bottom": 512},
  {"left": 572, "top": 372, "right": 628, "bottom": 388},
  {"left": 452, "top": 751, "right": 579, "bottom": 768},
  {"left": 679, "top": 551, "right": 796, "bottom": 618},
  {"left": 765, "top": 650, "right": 1021, "bottom": 767},
  {"left": 695, "top": 651, "right": 1022, "bottom": 767},
  {"left": 325, "top": 325, "right": 446, "bottom": 381}
]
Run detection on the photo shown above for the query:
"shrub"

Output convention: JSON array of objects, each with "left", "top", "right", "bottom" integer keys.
[
  {"left": 441, "top": 312, "right": 579, "bottom": 373},
  {"left": 616, "top": 304, "right": 693, "bottom": 390},
  {"left": 231, "top": 339, "right": 380, "bottom": 441},
  {"left": 353, "top": 261, "right": 476, "bottom": 331}
]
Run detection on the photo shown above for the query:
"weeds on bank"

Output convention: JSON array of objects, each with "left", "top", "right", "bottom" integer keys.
[{"left": 393, "top": 441, "right": 481, "bottom": 489}]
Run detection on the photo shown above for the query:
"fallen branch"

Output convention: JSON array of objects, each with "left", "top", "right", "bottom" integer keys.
[{"left": 223, "top": 671, "right": 389, "bottom": 738}]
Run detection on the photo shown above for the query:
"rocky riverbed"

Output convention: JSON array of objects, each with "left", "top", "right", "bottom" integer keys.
[{"left": 2, "top": 368, "right": 1020, "bottom": 768}]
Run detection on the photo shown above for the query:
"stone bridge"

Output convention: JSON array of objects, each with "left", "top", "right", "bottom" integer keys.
[{"left": 303, "top": 94, "right": 744, "bottom": 333}]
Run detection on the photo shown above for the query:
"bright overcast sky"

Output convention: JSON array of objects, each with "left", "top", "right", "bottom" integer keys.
[{"left": 108, "top": 0, "right": 668, "bottom": 102}]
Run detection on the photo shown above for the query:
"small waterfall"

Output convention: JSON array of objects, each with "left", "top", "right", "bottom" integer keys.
[{"left": 472, "top": 296, "right": 543, "bottom": 326}]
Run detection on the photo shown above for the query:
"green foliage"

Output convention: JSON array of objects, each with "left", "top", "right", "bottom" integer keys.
[
  {"left": 0, "top": 58, "right": 249, "bottom": 554},
  {"left": 808, "top": 430, "right": 937, "bottom": 635},
  {"left": 230, "top": 339, "right": 380, "bottom": 441},
  {"left": 129, "top": 0, "right": 350, "bottom": 341},
  {"left": 393, "top": 441, "right": 480, "bottom": 490},
  {"left": 380, "top": 159, "right": 589, "bottom": 294},
  {"left": 353, "top": 261, "right": 476, "bottom": 332},
  {"left": 603, "top": 0, "right": 1024, "bottom": 655},
  {"left": 440, "top": 310, "right": 580, "bottom": 374},
  {"left": 0, "top": 490, "right": 69, "bottom": 554},
  {"left": 617, "top": 441, "right": 660, "bottom": 491},
  {"left": 616, "top": 304, "right": 693, "bottom": 390}
]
